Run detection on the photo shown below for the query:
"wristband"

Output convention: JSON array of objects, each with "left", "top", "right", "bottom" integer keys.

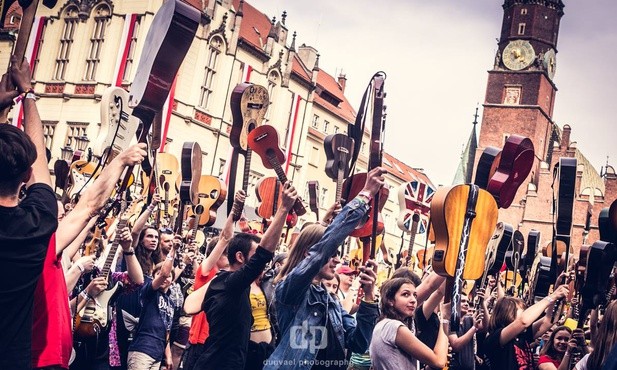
[
  {"left": 25, "top": 92, "right": 37, "bottom": 100},
  {"left": 76, "top": 262, "right": 85, "bottom": 273},
  {"left": 441, "top": 319, "right": 450, "bottom": 324},
  {"left": 80, "top": 291, "right": 90, "bottom": 301},
  {"left": 361, "top": 298, "right": 378, "bottom": 305},
  {"left": 123, "top": 249, "right": 135, "bottom": 256},
  {"left": 147, "top": 205, "right": 156, "bottom": 212},
  {"left": 358, "top": 191, "right": 373, "bottom": 202},
  {"left": 166, "top": 254, "right": 174, "bottom": 261},
  {"left": 545, "top": 296, "right": 555, "bottom": 303}
]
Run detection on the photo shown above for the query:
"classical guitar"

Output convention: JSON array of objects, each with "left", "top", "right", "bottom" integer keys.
[
  {"left": 486, "top": 135, "right": 535, "bottom": 208},
  {"left": 187, "top": 175, "right": 227, "bottom": 227},
  {"left": 431, "top": 184, "right": 498, "bottom": 330},
  {"left": 474, "top": 146, "right": 502, "bottom": 190},
  {"left": 93, "top": 87, "right": 140, "bottom": 161},
  {"left": 308, "top": 181, "right": 320, "bottom": 220},
  {"left": 247, "top": 124, "right": 306, "bottom": 216},
  {"left": 228, "top": 83, "right": 269, "bottom": 218},
  {"left": 74, "top": 197, "right": 140, "bottom": 338},
  {"left": 323, "top": 133, "right": 355, "bottom": 204}
]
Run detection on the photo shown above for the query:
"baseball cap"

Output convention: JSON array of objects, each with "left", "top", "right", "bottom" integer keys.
[{"left": 336, "top": 266, "right": 357, "bottom": 275}]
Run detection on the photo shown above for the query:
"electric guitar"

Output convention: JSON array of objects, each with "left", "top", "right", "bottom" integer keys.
[
  {"left": 247, "top": 124, "right": 306, "bottom": 216},
  {"left": 93, "top": 87, "right": 140, "bottom": 161},
  {"left": 65, "top": 160, "right": 100, "bottom": 200},
  {"left": 74, "top": 197, "right": 140, "bottom": 338}
]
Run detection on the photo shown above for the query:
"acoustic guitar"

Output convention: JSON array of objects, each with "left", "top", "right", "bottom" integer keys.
[
  {"left": 430, "top": 184, "right": 498, "bottom": 330},
  {"left": 486, "top": 135, "right": 535, "bottom": 209},
  {"left": 474, "top": 146, "right": 501, "bottom": 190},
  {"left": 186, "top": 175, "right": 227, "bottom": 227},
  {"left": 228, "top": 83, "right": 269, "bottom": 218},
  {"left": 550, "top": 157, "right": 577, "bottom": 280},
  {"left": 255, "top": 177, "right": 283, "bottom": 220},
  {"left": 504, "top": 230, "right": 524, "bottom": 292},
  {"left": 175, "top": 142, "right": 203, "bottom": 233},
  {"left": 247, "top": 124, "right": 306, "bottom": 216},
  {"left": 93, "top": 87, "right": 140, "bottom": 161},
  {"left": 474, "top": 222, "right": 512, "bottom": 309},
  {"left": 156, "top": 152, "right": 180, "bottom": 221},
  {"left": 519, "top": 229, "right": 540, "bottom": 294},
  {"left": 323, "top": 133, "right": 355, "bottom": 204}
]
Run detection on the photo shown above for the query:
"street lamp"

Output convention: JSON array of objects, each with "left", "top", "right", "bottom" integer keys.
[
  {"left": 60, "top": 145, "right": 74, "bottom": 162},
  {"left": 74, "top": 135, "right": 90, "bottom": 152}
]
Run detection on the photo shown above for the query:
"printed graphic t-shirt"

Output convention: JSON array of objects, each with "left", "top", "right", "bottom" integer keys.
[{"left": 485, "top": 326, "right": 535, "bottom": 370}]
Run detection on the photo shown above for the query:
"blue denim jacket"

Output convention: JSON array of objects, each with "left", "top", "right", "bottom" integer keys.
[{"left": 264, "top": 198, "right": 380, "bottom": 370}]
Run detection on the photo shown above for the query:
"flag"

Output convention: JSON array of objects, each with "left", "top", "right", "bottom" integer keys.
[{"left": 400, "top": 180, "right": 435, "bottom": 234}]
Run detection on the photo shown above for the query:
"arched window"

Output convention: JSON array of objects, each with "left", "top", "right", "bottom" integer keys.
[
  {"left": 122, "top": 16, "right": 142, "bottom": 83},
  {"left": 199, "top": 36, "right": 224, "bottom": 109},
  {"left": 83, "top": 4, "right": 111, "bottom": 81},
  {"left": 265, "top": 70, "right": 279, "bottom": 121},
  {"left": 54, "top": 6, "right": 79, "bottom": 81}
]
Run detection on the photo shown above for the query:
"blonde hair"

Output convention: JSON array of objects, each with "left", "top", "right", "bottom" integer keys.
[
  {"left": 589, "top": 300, "right": 617, "bottom": 369},
  {"left": 274, "top": 223, "right": 325, "bottom": 284}
]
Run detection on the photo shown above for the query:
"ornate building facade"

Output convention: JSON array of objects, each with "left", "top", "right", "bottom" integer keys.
[{"left": 0, "top": 0, "right": 434, "bottom": 263}]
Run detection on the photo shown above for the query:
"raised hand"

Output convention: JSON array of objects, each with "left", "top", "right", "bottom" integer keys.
[
  {"left": 358, "top": 259, "right": 378, "bottom": 300},
  {"left": 280, "top": 182, "right": 298, "bottom": 212},
  {"left": 361, "top": 166, "right": 386, "bottom": 197}
]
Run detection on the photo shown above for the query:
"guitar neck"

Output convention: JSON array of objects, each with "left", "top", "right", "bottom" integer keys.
[
  {"left": 101, "top": 218, "right": 128, "bottom": 279},
  {"left": 405, "top": 220, "right": 419, "bottom": 266},
  {"left": 242, "top": 149, "right": 253, "bottom": 193},
  {"left": 336, "top": 169, "right": 344, "bottom": 203},
  {"left": 266, "top": 153, "right": 306, "bottom": 216}
]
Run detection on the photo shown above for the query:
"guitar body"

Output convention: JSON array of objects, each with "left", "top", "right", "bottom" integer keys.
[
  {"left": 599, "top": 201, "right": 617, "bottom": 244},
  {"left": 505, "top": 230, "right": 524, "bottom": 271},
  {"left": 430, "top": 184, "right": 498, "bottom": 280},
  {"left": 417, "top": 246, "right": 434, "bottom": 270},
  {"left": 230, "top": 84, "right": 269, "bottom": 151},
  {"left": 485, "top": 222, "right": 513, "bottom": 275},
  {"left": 188, "top": 175, "right": 226, "bottom": 227},
  {"left": 129, "top": 0, "right": 200, "bottom": 125},
  {"left": 474, "top": 146, "right": 502, "bottom": 190},
  {"left": 156, "top": 152, "right": 180, "bottom": 215},
  {"left": 179, "top": 142, "right": 202, "bottom": 206},
  {"left": 583, "top": 241, "right": 617, "bottom": 307},
  {"left": 521, "top": 229, "right": 540, "bottom": 279},
  {"left": 324, "top": 134, "right": 355, "bottom": 180},
  {"left": 247, "top": 125, "right": 306, "bottom": 216},
  {"left": 65, "top": 160, "right": 100, "bottom": 199},
  {"left": 75, "top": 282, "right": 120, "bottom": 339},
  {"left": 486, "top": 135, "right": 535, "bottom": 208},
  {"left": 94, "top": 87, "right": 139, "bottom": 159},
  {"left": 530, "top": 256, "right": 552, "bottom": 301},
  {"left": 255, "top": 177, "right": 280, "bottom": 220},
  {"left": 341, "top": 172, "right": 388, "bottom": 237}
]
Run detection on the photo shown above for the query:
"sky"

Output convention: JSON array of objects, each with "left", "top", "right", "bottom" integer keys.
[{"left": 251, "top": 0, "right": 617, "bottom": 186}]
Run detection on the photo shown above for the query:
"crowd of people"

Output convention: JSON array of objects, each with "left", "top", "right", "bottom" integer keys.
[{"left": 1, "top": 58, "right": 617, "bottom": 370}]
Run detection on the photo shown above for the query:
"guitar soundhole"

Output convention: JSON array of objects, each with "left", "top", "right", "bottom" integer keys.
[
  {"left": 210, "top": 190, "right": 219, "bottom": 199},
  {"left": 433, "top": 250, "right": 444, "bottom": 262},
  {"left": 194, "top": 204, "right": 204, "bottom": 215}
]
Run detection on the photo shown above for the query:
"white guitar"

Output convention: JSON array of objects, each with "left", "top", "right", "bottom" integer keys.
[
  {"left": 74, "top": 198, "right": 138, "bottom": 338},
  {"left": 92, "top": 87, "right": 140, "bottom": 160}
]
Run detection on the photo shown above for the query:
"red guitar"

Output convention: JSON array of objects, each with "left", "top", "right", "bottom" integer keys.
[
  {"left": 486, "top": 135, "right": 534, "bottom": 208},
  {"left": 247, "top": 125, "right": 306, "bottom": 216},
  {"left": 255, "top": 177, "right": 298, "bottom": 229}
]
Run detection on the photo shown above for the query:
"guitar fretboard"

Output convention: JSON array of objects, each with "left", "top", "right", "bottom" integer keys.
[{"left": 101, "top": 217, "right": 128, "bottom": 281}]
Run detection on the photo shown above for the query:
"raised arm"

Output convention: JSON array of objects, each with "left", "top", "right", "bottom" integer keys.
[
  {"left": 11, "top": 57, "right": 51, "bottom": 188},
  {"left": 131, "top": 193, "right": 160, "bottom": 246},
  {"left": 56, "top": 144, "right": 146, "bottom": 255},
  {"left": 152, "top": 244, "right": 175, "bottom": 290},
  {"left": 200, "top": 190, "right": 245, "bottom": 273},
  {"left": 259, "top": 182, "right": 296, "bottom": 253},
  {"left": 500, "top": 284, "right": 568, "bottom": 346},
  {"left": 118, "top": 226, "right": 143, "bottom": 285}
]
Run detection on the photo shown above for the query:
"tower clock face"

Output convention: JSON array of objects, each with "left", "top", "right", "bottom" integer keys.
[
  {"left": 502, "top": 40, "right": 536, "bottom": 71},
  {"left": 543, "top": 48, "right": 557, "bottom": 80}
]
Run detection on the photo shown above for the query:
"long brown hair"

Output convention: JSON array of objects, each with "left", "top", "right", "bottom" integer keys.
[
  {"left": 488, "top": 296, "right": 525, "bottom": 332},
  {"left": 274, "top": 223, "right": 325, "bottom": 284},
  {"left": 589, "top": 300, "right": 617, "bottom": 369},
  {"left": 379, "top": 277, "right": 415, "bottom": 329},
  {"left": 135, "top": 226, "right": 161, "bottom": 276},
  {"left": 539, "top": 325, "right": 571, "bottom": 359}
]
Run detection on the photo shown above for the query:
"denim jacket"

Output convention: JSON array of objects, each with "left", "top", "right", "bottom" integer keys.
[{"left": 264, "top": 198, "right": 380, "bottom": 370}]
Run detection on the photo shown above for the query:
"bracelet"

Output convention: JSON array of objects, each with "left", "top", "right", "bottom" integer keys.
[
  {"left": 123, "top": 248, "right": 135, "bottom": 256},
  {"left": 441, "top": 319, "right": 450, "bottom": 324},
  {"left": 166, "top": 254, "right": 174, "bottom": 261},
  {"left": 358, "top": 191, "right": 373, "bottom": 202},
  {"left": 545, "top": 296, "right": 555, "bottom": 303},
  {"left": 25, "top": 92, "right": 37, "bottom": 100},
  {"left": 361, "top": 298, "right": 378, "bottom": 305},
  {"left": 147, "top": 205, "right": 156, "bottom": 212},
  {"left": 80, "top": 291, "right": 90, "bottom": 301},
  {"left": 76, "top": 262, "right": 85, "bottom": 273}
]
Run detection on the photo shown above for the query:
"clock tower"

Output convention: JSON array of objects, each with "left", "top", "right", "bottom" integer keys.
[{"left": 479, "top": 0, "right": 564, "bottom": 163}]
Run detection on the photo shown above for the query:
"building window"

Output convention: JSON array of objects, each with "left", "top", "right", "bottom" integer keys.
[
  {"left": 9, "top": 14, "right": 21, "bottom": 25},
  {"left": 320, "top": 187, "right": 328, "bottom": 206},
  {"left": 218, "top": 159, "right": 226, "bottom": 177},
  {"left": 199, "top": 36, "right": 223, "bottom": 109},
  {"left": 65, "top": 123, "right": 88, "bottom": 150},
  {"left": 518, "top": 23, "right": 526, "bottom": 35},
  {"left": 54, "top": 7, "right": 78, "bottom": 81},
  {"left": 521, "top": 8, "right": 527, "bottom": 15},
  {"left": 312, "top": 114, "right": 319, "bottom": 128},
  {"left": 83, "top": 5, "right": 110, "bottom": 81},
  {"left": 122, "top": 16, "right": 141, "bottom": 83},
  {"left": 361, "top": 141, "right": 366, "bottom": 154},
  {"left": 42, "top": 121, "right": 57, "bottom": 150},
  {"left": 265, "top": 71, "right": 279, "bottom": 121},
  {"left": 323, "top": 120, "right": 330, "bottom": 134},
  {"left": 32, "top": 20, "right": 48, "bottom": 79},
  {"left": 309, "top": 146, "right": 319, "bottom": 166},
  {"left": 333, "top": 126, "right": 339, "bottom": 134}
]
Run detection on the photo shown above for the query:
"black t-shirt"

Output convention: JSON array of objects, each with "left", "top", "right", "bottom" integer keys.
[
  {"left": 484, "top": 326, "right": 535, "bottom": 370},
  {"left": 0, "top": 184, "right": 57, "bottom": 369},
  {"left": 194, "top": 246, "right": 273, "bottom": 370},
  {"left": 450, "top": 315, "right": 475, "bottom": 370},
  {"left": 414, "top": 303, "right": 441, "bottom": 370}
]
